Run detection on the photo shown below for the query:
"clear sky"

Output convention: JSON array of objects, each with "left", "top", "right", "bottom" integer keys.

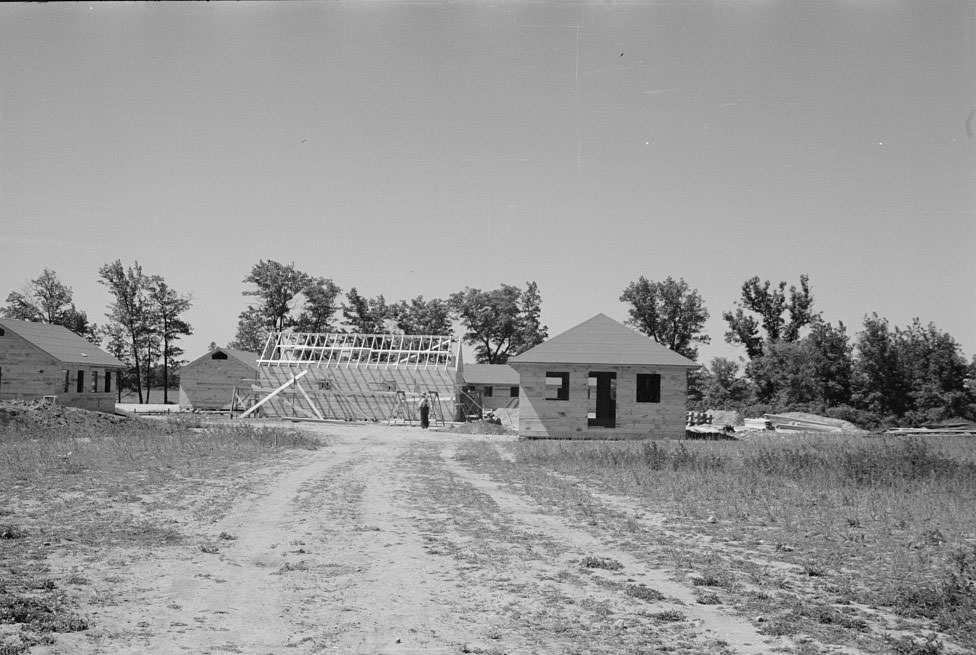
[{"left": 2, "top": 2, "right": 974, "bottom": 365}]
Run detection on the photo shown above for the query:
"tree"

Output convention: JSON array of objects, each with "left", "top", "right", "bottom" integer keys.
[
  {"left": 851, "top": 314, "right": 905, "bottom": 420},
  {"left": 390, "top": 296, "right": 453, "bottom": 335},
  {"left": 723, "top": 274, "right": 818, "bottom": 359},
  {"left": 99, "top": 261, "right": 152, "bottom": 403},
  {"left": 699, "top": 357, "right": 753, "bottom": 409},
  {"left": 229, "top": 307, "right": 269, "bottom": 353},
  {"left": 295, "top": 277, "right": 342, "bottom": 333},
  {"left": 147, "top": 276, "right": 192, "bottom": 404},
  {"left": 620, "top": 276, "right": 710, "bottom": 360},
  {"left": 233, "top": 261, "right": 342, "bottom": 346},
  {"left": 745, "top": 320, "right": 852, "bottom": 410},
  {"left": 241, "top": 260, "right": 311, "bottom": 332},
  {"left": 852, "top": 315, "right": 974, "bottom": 425},
  {"left": 341, "top": 288, "right": 390, "bottom": 333},
  {"left": 513, "top": 280, "right": 548, "bottom": 353},
  {"left": 2, "top": 268, "right": 99, "bottom": 343},
  {"left": 449, "top": 282, "right": 548, "bottom": 364}
]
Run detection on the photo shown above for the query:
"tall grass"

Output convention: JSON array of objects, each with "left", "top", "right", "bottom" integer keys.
[
  {"left": 0, "top": 417, "right": 319, "bottom": 481},
  {"left": 500, "top": 434, "right": 976, "bottom": 644}
]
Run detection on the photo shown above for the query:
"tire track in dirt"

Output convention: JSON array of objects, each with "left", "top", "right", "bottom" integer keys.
[
  {"left": 288, "top": 433, "right": 496, "bottom": 653},
  {"left": 441, "top": 444, "right": 786, "bottom": 655},
  {"left": 38, "top": 444, "right": 362, "bottom": 654}
]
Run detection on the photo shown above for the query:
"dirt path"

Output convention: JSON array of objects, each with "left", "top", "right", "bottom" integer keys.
[{"left": 36, "top": 423, "right": 836, "bottom": 654}]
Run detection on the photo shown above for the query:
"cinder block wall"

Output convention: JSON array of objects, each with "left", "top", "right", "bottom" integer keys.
[{"left": 513, "top": 363, "right": 688, "bottom": 440}]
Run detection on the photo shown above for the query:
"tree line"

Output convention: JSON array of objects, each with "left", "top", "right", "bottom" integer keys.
[
  {"left": 3, "top": 262, "right": 974, "bottom": 426},
  {"left": 626, "top": 274, "right": 976, "bottom": 428},
  {"left": 226, "top": 260, "right": 548, "bottom": 364}
]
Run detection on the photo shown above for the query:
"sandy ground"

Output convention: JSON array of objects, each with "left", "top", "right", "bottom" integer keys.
[{"left": 31, "top": 422, "right": 855, "bottom": 655}]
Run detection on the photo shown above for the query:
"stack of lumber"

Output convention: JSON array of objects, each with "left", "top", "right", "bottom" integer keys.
[{"left": 763, "top": 412, "right": 865, "bottom": 434}]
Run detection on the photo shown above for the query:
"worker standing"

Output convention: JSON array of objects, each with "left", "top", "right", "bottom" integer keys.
[{"left": 418, "top": 392, "right": 430, "bottom": 429}]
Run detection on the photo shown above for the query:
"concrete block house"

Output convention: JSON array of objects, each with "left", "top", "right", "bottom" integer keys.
[
  {"left": 460, "top": 363, "right": 520, "bottom": 411},
  {"left": 178, "top": 347, "right": 259, "bottom": 410},
  {"left": 508, "top": 314, "right": 699, "bottom": 440},
  {"left": 0, "top": 318, "right": 124, "bottom": 412}
]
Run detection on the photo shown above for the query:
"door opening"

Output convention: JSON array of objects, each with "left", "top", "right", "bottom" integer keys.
[{"left": 587, "top": 372, "right": 616, "bottom": 428}]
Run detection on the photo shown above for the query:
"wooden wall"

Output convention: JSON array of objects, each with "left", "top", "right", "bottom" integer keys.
[
  {"left": 255, "top": 363, "right": 461, "bottom": 422},
  {"left": 179, "top": 356, "right": 257, "bottom": 410},
  {"left": 512, "top": 363, "right": 689, "bottom": 440},
  {"left": 0, "top": 329, "right": 118, "bottom": 412}
]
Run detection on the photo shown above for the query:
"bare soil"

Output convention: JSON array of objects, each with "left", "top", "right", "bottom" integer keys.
[{"left": 6, "top": 421, "right": 950, "bottom": 654}]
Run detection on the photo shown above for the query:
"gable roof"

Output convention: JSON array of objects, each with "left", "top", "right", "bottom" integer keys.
[
  {"left": 0, "top": 318, "right": 124, "bottom": 367},
  {"left": 462, "top": 363, "right": 519, "bottom": 386},
  {"left": 509, "top": 313, "right": 699, "bottom": 367},
  {"left": 184, "top": 347, "right": 260, "bottom": 371}
]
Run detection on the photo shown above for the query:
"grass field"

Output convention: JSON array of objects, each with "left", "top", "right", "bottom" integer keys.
[
  {"left": 2, "top": 409, "right": 974, "bottom": 654},
  {"left": 457, "top": 433, "right": 976, "bottom": 654},
  {"left": 0, "top": 410, "right": 317, "bottom": 654}
]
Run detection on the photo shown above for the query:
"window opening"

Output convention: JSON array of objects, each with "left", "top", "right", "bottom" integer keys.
[
  {"left": 545, "top": 372, "right": 569, "bottom": 400},
  {"left": 510, "top": 386, "right": 519, "bottom": 397},
  {"left": 483, "top": 386, "right": 493, "bottom": 397},
  {"left": 636, "top": 373, "right": 661, "bottom": 403},
  {"left": 91, "top": 370, "right": 99, "bottom": 393},
  {"left": 76, "top": 370, "right": 84, "bottom": 393},
  {"left": 105, "top": 370, "right": 112, "bottom": 393}
]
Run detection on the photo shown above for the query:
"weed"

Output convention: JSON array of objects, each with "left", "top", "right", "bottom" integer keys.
[
  {"left": 275, "top": 560, "right": 309, "bottom": 575},
  {"left": 625, "top": 583, "right": 664, "bottom": 602},
  {"left": 692, "top": 569, "right": 733, "bottom": 589},
  {"left": 695, "top": 590, "right": 721, "bottom": 605},
  {"left": 649, "top": 609, "right": 685, "bottom": 622},
  {"left": 580, "top": 556, "right": 623, "bottom": 571},
  {"left": 801, "top": 563, "right": 826, "bottom": 577},
  {"left": 884, "top": 633, "right": 945, "bottom": 655},
  {"left": 218, "top": 531, "right": 237, "bottom": 541},
  {"left": 0, "top": 525, "right": 27, "bottom": 539},
  {"left": 199, "top": 543, "right": 220, "bottom": 554}
]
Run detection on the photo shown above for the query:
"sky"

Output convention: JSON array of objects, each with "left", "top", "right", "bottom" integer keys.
[{"left": 1, "top": 1, "right": 974, "bottom": 367}]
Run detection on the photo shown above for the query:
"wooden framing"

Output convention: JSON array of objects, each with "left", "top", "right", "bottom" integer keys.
[{"left": 243, "top": 331, "right": 463, "bottom": 422}]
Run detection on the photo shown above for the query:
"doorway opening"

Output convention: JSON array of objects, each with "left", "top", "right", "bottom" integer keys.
[{"left": 587, "top": 372, "right": 616, "bottom": 428}]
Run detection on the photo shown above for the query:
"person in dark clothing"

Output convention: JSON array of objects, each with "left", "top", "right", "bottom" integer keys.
[{"left": 418, "top": 392, "right": 430, "bottom": 429}]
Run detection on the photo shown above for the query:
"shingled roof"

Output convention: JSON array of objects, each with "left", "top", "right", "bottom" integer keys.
[
  {"left": 462, "top": 363, "right": 519, "bottom": 386},
  {"left": 0, "top": 318, "right": 124, "bottom": 368},
  {"left": 509, "top": 313, "right": 699, "bottom": 367},
  {"left": 184, "top": 347, "right": 259, "bottom": 371}
]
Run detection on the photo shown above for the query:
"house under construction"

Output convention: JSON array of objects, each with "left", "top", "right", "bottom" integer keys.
[{"left": 239, "top": 331, "right": 463, "bottom": 423}]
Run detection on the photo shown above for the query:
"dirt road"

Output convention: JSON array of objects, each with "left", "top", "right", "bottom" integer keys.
[{"left": 37, "top": 423, "right": 821, "bottom": 654}]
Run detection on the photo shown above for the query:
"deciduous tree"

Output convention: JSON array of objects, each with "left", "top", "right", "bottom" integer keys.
[
  {"left": 99, "top": 261, "right": 152, "bottom": 403},
  {"left": 619, "top": 275, "right": 709, "bottom": 360},
  {"left": 390, "top": 296, "right": 453, "bottom": 335},
  {"left": 342, "top": 288, "right": 390, "bottom": 334},
  {"left": 449, "top": 282, "right": 548, "bottom": 364},
  {"left": 295, "top": 277, "right": 342, "bottom": 333},
  {"left": 241, "top": 260, "right": 311, "bottom": 332},
  {"left": 746, "top": 320, "right": 852, "bottom": 409},
  {"left": 699, "top": 357, "right": 753, "bottom": 409},
  {"left": 229, "top": 307, "right": 269, "bottom": 353},
  {"left": 233, "top": 261, "right": 342, "bottom": 346},
  {"left": 2, "top": 269, "right": 98, "bottom": 342},
  {"left": 723, "top": 274, "right": 817, "bottom": 359},
  {"left": 148, "top": 276, "right": 192, "bottom": 404}
]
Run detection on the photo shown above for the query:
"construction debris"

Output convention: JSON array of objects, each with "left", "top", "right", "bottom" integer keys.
[
  {"left": 763, "top": 412, "right": 865, "bottom": 434},
  {"left": 884, "top": 419, "right": 976, "bottom": 437}
]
